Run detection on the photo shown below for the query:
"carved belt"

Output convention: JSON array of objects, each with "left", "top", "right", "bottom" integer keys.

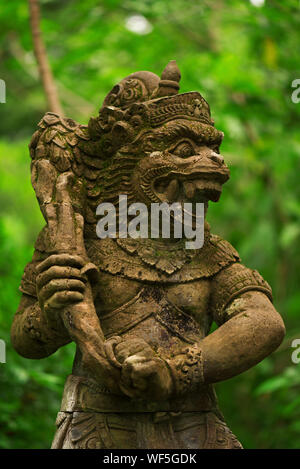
[
  {"left": 60, "top": 374, "right": 218, "bottom": 413},
  {"left": 100, "top": 285, "right": 202, "bottom": 344}
]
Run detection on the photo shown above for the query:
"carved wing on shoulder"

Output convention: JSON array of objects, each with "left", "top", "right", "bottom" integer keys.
[{"left": 29, "top": 112, "right": 104, "bottom": 229}]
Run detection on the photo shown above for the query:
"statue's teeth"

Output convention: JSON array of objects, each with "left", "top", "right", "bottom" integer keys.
[
  {"left": 166, "top": 178, "right": 179, "bottom": 202},
  {"left": 183, "top": 181, "right": 196, "bottom": 200}
]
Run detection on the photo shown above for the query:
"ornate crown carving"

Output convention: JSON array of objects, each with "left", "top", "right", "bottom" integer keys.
[
  {"left": 88, "top": 61, "right": 214, "bottom": 143},
  {"left": 142, "top": 92, "right": 213, "bottom": 127}
]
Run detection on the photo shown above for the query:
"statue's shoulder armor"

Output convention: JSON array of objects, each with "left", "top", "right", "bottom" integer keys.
[
  {"left": 193, "top": 232, "right": 241, "bottom": 276},
  {"left": 209, "top": 258, "right": 273, "bottom": 325}
]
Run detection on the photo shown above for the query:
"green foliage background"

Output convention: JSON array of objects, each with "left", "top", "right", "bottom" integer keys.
[{"left": 0, "top": 0, "right": 299, "bottom": 449}]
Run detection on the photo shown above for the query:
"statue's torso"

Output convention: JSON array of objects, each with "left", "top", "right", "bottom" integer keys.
[
  {"left": 69, "top": 242, "right": 220, "bottom": 416},
  {"left": 72, "top": 236, "right": 219, "bottom": 378},
  {"left": 94, "top": 272, "right": 211, "bottom": 357},
  {"left": 72, "top": 268, "right": 213, "bottom": 382}
]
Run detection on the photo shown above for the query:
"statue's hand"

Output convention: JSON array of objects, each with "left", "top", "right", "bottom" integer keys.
[
  {"left": 36, "top": 253, "right": 88, "bottom": 324},
  {"left": 108, "top": 338, "right": 173, "bottom": 400},
  {"left": 119, "top": 353, "right": 173, "bottom": 401},
  {"left": 112, "top": 337, "right": 155, "bottom": 364}
]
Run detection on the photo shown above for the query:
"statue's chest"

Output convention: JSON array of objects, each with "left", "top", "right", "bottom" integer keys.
[
  {"left": 87, "top": 237, "right": 216, "bottom": 340},
  {"left": 94, "top": 272, "right": 212, "bottom": 337}
]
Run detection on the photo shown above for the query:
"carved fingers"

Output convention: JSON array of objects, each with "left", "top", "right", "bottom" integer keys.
[
  {"left": 119, "top": 354, "right": 173, "bottom": 401},
  {"left": 113, "top": 338, "right": 155, "bottom": 364},
  {"left": 36, "top": 254, "right": 88, "bottom": 314},
  {"left": 102, "top": 337, "right": 173, "bottom": 400}
]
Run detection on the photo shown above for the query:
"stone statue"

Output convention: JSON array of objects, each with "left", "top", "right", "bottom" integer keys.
[{"left": 11, "top": 61, "right": 285, "bottom": 449}]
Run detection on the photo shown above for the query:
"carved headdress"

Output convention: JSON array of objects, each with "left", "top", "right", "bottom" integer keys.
[
  {"left": 88, "top": 61, "right": 214, "bottom": 147},
  {"left": 29, "top": 61, "right": 228, "bottom": 241},
  {"left": 26, "top": 61, "right": 234, "bottom": 281}
]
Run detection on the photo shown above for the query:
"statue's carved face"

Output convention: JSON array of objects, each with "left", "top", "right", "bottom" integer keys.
[
  {"left": 127, "top": 119, "right": 229, "bottom": 208},
  {"left": 93, "top": 65, "right": 229, "bottom": 216},
  {"left": 96, "top": 115, "right": 229, "bottom": 215}
]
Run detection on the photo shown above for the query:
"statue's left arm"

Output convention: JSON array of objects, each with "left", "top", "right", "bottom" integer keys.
[
  {"left": 201, "top": 292, "right": 285, "bottom": 384},
  {"left": 116, "top": 263, "right": 285, "bottom": 400},
  {"left": 167, "top": 263, "right": 285, "bottom": 394},
  {"left": 199, "top": 262, "right": 285, "bottom": 383}
]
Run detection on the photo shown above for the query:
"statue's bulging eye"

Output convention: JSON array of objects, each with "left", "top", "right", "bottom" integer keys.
[{"left": 171, "top": 141, "right": 194, "bottom": 158}]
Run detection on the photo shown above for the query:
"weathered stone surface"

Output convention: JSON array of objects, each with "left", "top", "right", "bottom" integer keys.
[{"left": 11, "top": 61, "right": 285, "bottom": 449}]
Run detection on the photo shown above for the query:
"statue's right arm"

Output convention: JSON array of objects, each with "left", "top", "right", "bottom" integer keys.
[
  {"left": 11, "top": 246, "right": 89, "bottom": 359},
  {"left": 11, "top": 112, "right": 87, "bottom": 360},
  {"left": 11, "top": 292, "right": 71, "bottom": 359}
]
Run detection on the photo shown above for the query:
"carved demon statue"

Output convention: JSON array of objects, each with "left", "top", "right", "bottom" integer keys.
[{"left": 11, "top": 61, "right": 285, "bottom": 449}]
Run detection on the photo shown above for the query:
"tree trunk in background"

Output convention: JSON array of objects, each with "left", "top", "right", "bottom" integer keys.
[{"left": 28, "top": 0, "right": 63, "bottom": 115}]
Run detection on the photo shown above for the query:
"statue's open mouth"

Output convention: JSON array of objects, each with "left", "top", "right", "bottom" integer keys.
[{"left": 153, "top": 166, "right": 230, "bottom": 204}]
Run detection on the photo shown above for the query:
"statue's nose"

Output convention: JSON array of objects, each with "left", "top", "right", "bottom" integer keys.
[{"left": 210, "top": 151, "right": 224, "bottom": 165}]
